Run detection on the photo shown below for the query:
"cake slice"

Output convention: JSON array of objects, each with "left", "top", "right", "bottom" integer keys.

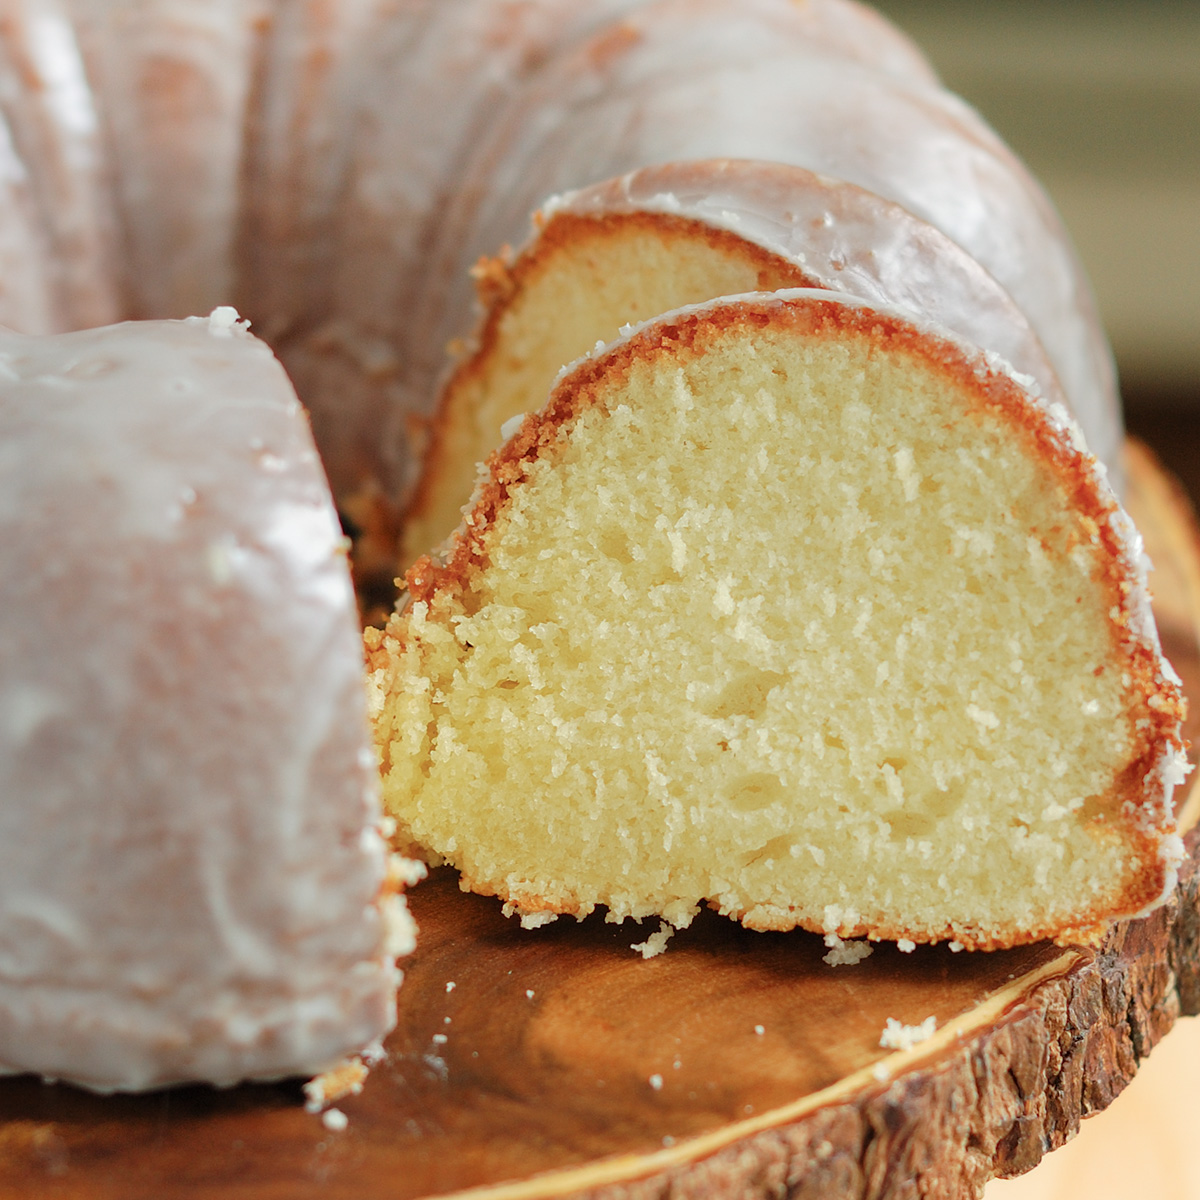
[{"left": 368, "top": 290, "right": 1186, "bottom": 950}]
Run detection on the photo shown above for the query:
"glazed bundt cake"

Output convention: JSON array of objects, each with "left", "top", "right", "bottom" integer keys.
[
  {"left": 0, "top": 313, "right": 417, "bottom": 1092},
  {"left": 368, "top": 292, "right": 1186, "bottom": 949},
  {"left": 0, "top": 0, "right": 1188, "bottom": 1090}
]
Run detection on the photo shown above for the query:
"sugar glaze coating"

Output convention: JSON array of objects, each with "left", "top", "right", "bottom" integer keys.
[{"left": 0, "top": 314, "right": 411, "bottom": 1091}]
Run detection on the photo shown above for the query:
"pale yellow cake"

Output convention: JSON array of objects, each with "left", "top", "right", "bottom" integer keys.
[{"left": 367, "top": 291, "right": 1187, "bottom": 951}]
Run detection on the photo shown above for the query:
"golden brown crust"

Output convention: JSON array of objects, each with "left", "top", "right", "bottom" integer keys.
[
  {"left": 1124, "top": 437, "right": 1200, "bottom": 830},
  {"left": 388, "top": 291, "right": 1184, "bottom": 950}
]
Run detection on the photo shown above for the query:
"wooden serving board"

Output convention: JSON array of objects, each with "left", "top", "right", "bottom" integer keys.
[{"left": 2, "top": 441, "right": 1199, "bottom": 1200}]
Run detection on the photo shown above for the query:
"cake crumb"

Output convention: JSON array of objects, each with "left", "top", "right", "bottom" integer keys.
[
  {"left": 872, "top": 1062, "right": 891, "bottom": 1082},
  {"left": 649, "top": 1074, "right": 663, "bottom": 1090},
  {"left": 948, "top": 941, "right": 965, "bottom": 953},
  {"left": 754, "top": 1024, "right": 765, "bottom": 1036},
  {"left": 303, "top": 1057, "right": 368, "bottom": 1113},
  {"left": 879, "top": 1016, "right": 938, "bottom": 1051},
  {"left": 631, "top": 920, "right": 675, "bottom": 958},
  {"left": 359, "top": 1039, "right": 386, "bottom": 1066},
  {"left": 504, "top": 904, "right": 558, "bottom": 929},
  {"left": 445, "top": 981, "right": 456, "bottom": 992},
  {"left": 390, "top": 855, "right": 428, "bottom": 888},
  {"left": 823, "top": 933, "right": 874, "bottom": 966},
  {"left": 321, "top": 1108, "right": 349, "bottom": 1132},
  {"left": 896, "top": 938, "right": 916, "bottom": 953},
  {"left": 525, "top": 989, "right": 535, "bottom": 999}
]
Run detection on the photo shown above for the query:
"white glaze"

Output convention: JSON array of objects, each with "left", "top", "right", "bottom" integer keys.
[
  {"left": 0, "top": 316, "right": 405, "bottom": 1091},
  {"left": 250, "top": 0, "right": 651, "bottom": 503},
  {"left": 0, "top": 105, "right": 59, "bottom": 333},
  {"left": 64, "top": 0, "right": 265, "bottom": 319}
]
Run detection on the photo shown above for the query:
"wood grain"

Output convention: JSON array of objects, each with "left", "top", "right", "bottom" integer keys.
[{"left": 1, "top": 441, "right": 1197, "bottom": 1200}]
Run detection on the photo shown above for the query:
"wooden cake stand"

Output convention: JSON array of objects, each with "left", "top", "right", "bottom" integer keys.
[{"left": 2, "top": 441, "right": 1198, "bottom": 1200}]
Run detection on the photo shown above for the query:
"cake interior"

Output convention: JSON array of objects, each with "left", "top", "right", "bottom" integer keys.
[
  {"left": 402, "top": 212, "right": 810, "bottom": 564},
  {"left": 377, "top": 303, "right": 1149, "bottom": 947}
]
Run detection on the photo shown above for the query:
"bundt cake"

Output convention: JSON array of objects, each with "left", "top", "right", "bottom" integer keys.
[
  {"left": 0, "top": 0, "right": 1188, "bottom": 1091},
  {"left": 0, "top": 312, "right": 416, "bottom": 1092},
  {"left": 367, "top": 291, "right": 1186, "bottom": 949}
]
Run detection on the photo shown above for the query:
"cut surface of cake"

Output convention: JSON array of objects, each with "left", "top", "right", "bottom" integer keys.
[
  {"left": 367, "top": 291, "right": 1186, "bottom": 951},
  {"left": 0, "top": 312, "right": 417, "bottom": 1092}
]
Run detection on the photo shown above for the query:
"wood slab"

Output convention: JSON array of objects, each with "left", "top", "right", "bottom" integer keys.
[{"left": 2, "top": 441, "right": 1198, "bottom": 1200}]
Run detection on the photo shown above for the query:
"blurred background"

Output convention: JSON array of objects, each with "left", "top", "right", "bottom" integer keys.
[
  {"left": 868, "top": 6, "right": 1200, "bottom": 1197},
  {"left": 872, "top": 0, "right": 1199, "bottom": 486}
]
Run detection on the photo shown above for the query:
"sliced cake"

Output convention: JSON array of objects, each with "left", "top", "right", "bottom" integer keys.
[{"left": 368, "top": 291, "right": 1186, "bottom": 950}]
